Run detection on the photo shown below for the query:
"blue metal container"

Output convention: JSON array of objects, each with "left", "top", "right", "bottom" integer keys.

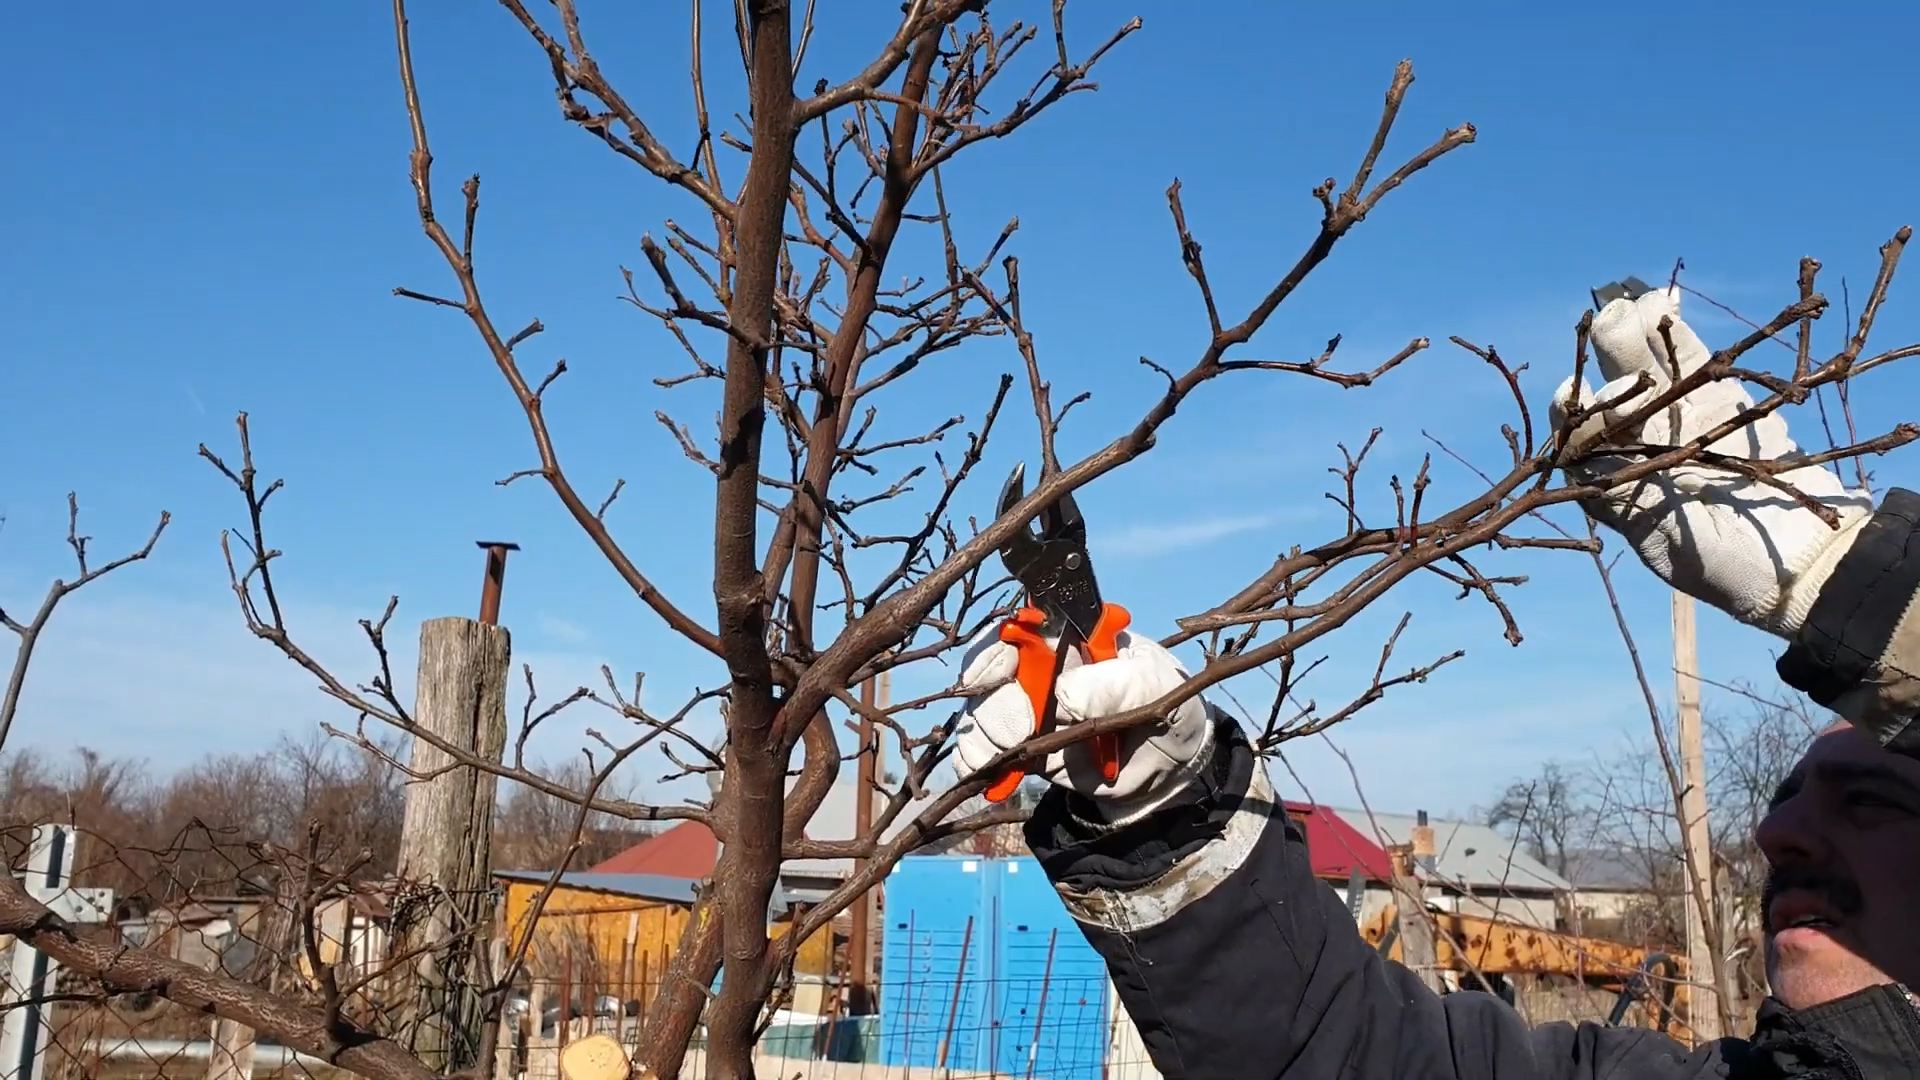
[{"left": 879, "top": 855, "right": 1110, "bottom": 1080}]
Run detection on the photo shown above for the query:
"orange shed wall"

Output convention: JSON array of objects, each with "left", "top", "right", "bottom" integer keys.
[{"left": 499, "top": 881, "right": 836, "bottom": 1004}]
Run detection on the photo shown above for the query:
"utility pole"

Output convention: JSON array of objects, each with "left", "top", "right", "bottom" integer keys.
[
  {"left": 1672, "top": 591, "right": 1724, "bottom": 1042},
  {"left": 848, "top": 674, "right": 877, "bottom": 1014},
  {"left": 1389, "top": 839, "right": 1441, "bottom": 995}
]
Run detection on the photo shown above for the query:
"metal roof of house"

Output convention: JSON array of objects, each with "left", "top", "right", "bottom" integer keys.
[
  {"left": 1560, "top": 848, "right": 1653, "bottom": 892},
  {"left": 1281, "top": 801, "right": 1394, "bottom": 882},
  {"left": 1328, "top": 808, "right": 1574, "bottom": 894},
  {"left": 590, "top": 823, "right": 719, "bottom": 878},
  {"left": 588, "top": 787, "right": 1406, "bottom": 889},
  {"left": 587, "top": 778, "right": 934, "bottom": 883}
]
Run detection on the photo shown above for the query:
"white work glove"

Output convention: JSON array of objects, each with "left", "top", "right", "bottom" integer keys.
[
  {"left": 1550, "top": 285, "right": 1873, "bottom": 637},
  {"left": 951, "top": 624, "right": 1214, "bottom": 822}
]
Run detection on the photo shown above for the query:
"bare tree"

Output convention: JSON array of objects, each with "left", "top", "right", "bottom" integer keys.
[
  {"left": 3, "top": 6, "right": 1917, "bottom": 1080},
  {"left": 491, "top": 756, "right": 655, "bottom": 870},
  {"left": 1485, "top": 761, "right": 1590, "bottom": 878},
  {"left": 1705, "top": 691, "right": 1823, "bottom": 993},
  {"left": 1489, "top": 691, "right": 1824, "bottom": 1023}
]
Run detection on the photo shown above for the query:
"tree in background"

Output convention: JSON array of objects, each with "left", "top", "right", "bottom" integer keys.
[
  {"left": 0, "top": 740, "right": 650, "bottom": 899},
  {"left": 1484, "top": 761, "right": 1590, "bottom": 879},
  {"left": 1485, "top": 691, "right": 1823, "bottom": 1008},
  {"left": 491, "top": 756, "right": 656, "bottom": 871}
]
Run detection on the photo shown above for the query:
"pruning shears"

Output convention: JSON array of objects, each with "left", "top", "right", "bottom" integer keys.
[{"left": 983, "top": 463, "right": 1132, "bottom": 803}]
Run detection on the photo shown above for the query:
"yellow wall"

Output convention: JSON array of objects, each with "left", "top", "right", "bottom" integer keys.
[
  {"left": 500, "top": 880, "right": 691, "bottom": 997},
  {"left": 497, "top": 880, "right": 838, "bottom": 998},
  {"left": 790, "top": 912, "right": 833, "bottom": 977}
]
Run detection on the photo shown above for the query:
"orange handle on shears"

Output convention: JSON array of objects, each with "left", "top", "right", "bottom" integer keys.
[{"left": 983, "top": 601, "right": 1132, "bottom": 803}]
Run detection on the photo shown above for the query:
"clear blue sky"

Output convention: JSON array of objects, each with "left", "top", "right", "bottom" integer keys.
[{"left": 4, "top": 1, "right": 1918, "bottom": 819}]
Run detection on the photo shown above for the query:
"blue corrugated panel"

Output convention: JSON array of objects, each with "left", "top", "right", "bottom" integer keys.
[
  {"left": 879, "top": 856, "right": 992, "bottom": 1072},
  {"left": 879, "top": 855, "right": 1109, "bottom": 1080},
  {"left": 988, "top": 859, "right": 1109, "bottom": 1080}
]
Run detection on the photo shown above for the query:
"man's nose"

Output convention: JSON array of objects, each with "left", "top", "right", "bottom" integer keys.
[{"left": 1756, "top": 792, "right": 1832, "bottom": 867}]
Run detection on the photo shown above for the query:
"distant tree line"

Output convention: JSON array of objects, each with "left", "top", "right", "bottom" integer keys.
[{"left": 0, "top": 734, "right": 656, "bottom": 905}]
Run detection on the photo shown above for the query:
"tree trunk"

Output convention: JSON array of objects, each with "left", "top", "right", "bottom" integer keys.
[
  {"left": 631, "top": 908, "right": 722, "bottom": 1080},
  {"left": 631, "top": 748, "right": 840, "bottom": 1080},
  {"left": 705, "top": 746, "right": 787, "bottom": 1080},
  {"left": 701, "top": 0, "right": 798, "bottom": 1076}
]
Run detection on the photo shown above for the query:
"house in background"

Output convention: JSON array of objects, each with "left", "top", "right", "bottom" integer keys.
[
  {"left": 1559, "top": 848, "right": 1660, "bottom": 939},
  {"left": 117, "top": 895, "right": 265, "bottom": 974},
  {"left": 584, "top": 777, "right": 929, "bottom": 1015},
  {"left": 1281, "top": 800, "right": 1396, "bottom": 916},
  {"left": 590, "top": 778, "right": 926, "bottom": 904},
  {"left": 115, "top": 883, "right": 393, "bottom": 992},
  {"left": 1329, "top": 809, "right": 1573, "bottom": 929},
  {"left": 491, "top": 869, "right": 820, "bottom": 1016}
]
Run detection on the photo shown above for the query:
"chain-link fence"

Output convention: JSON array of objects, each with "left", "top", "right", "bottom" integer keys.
[
  {"left": 0, "top": 816, "right": 506, "bottom": 1080},
  {"left": 3, "top": 814, "right": 1733, "bottom": 1080},
  {"left": 495, "top": 971, "right": 1156, "bottom": 1080},
  {"left": 0, "top": 815, "right": 1168, "bottom": 1080}
]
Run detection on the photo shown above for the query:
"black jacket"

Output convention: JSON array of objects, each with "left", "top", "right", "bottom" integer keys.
[
  {"left": 1024, "top": 486, "right": 1920, "bottom": 1079},
  {"left": 1025, "top": 718, "right": 1920, "bottom": 1080}
]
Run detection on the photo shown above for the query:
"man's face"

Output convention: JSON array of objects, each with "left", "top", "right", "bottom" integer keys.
[{"left": 1756, "top": 723, "right": 1920, "bottom": 1009}]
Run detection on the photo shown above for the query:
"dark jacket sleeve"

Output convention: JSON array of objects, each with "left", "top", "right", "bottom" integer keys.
[
  {"left": 1025, "top": 715, "right": 1730, "bottom": 1080},
  {"left": 1777, "top": 487, "right": 1920, "bottom": 759}
]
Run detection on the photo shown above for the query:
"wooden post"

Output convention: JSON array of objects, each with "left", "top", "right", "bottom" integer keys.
[
  {"left": 1672, "top": 592, "right": 1725, "bottom": 1041},
  {"left": 1389, "top": 844, "right": 1441, "bottom": 994},
  {"left": 559, "top": 943, "right": 573, "bottom": 1051},
  {"left": 206, "top": 844, "right": 303, "bottom": 1080},
  {"left": 619, "top": 912, "right": 638, "bottom": 1042},
  {"left": 206, "top": 1019, "right": 256, "bottom": 1080},
  {"left": 394, "top": 614, "right": 512, "bottom": 1071},
  {"left": 848, "top": 676, "right": 878, "bottom": 1013}
]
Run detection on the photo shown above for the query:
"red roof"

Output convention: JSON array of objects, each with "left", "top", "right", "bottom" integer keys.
[
  {"left": 589, "top": 801, "right": 1389, "bottom": 884},
  {"left": 1283, "top": 800, "right": 1392, "bottom": 883},
  {"left": 589, "top": 821, "right": 718, "bottom": 877}
]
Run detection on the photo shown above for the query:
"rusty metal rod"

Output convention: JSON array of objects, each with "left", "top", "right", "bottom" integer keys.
[
  {"left": 476, "top": 540, "right": 520, "bottom": 625},
  {"left": 1025, "top": 928, "right": 1059, "bottom": 1080},
  {"left": 936, "top": 916, "right": 973, "bottom": 1070}
]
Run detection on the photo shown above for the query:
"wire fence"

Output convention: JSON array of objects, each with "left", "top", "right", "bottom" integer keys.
[
  {"left": 9, "top": 962, "right": 1159, "bottom": 1080},
  {"left": 2, "top": 816, "right": 1737, "bottom": 1080},
  {"left": 498, "top": 971, "right": 1155, "bottom": 1080},
  {"left": 0, "top": 818, "right": 485, "bottom": 1080},
  {"left": 0, "top": 813, "right": 1161, "bottom": 1080}
]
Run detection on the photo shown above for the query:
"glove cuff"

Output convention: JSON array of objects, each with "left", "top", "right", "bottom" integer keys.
[
  {"left": 1771, "top": 501, "right": 1874, "bottom": 637},
  {"left": 1099, "top": 708, "right": 1220, "bottom": 827},
  {"left": 1777, "top": 487, "right": 1920, "bottom": 755},
  {"left": 1024, "top": 710, "right": 1244, "bottom": 892}
]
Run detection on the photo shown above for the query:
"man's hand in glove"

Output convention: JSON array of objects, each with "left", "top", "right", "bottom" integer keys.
[
  {"left": 1550, "top": 284, "right": 1874, "bottom": 638},
  {"left": 951, "top": 624, "right": 1213, "bottom": 819}
]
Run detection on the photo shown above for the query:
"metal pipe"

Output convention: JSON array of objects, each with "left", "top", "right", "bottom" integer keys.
[
  {"left": 848, "top": 676, "right": 877, "bottom": 1011},
  {"left": 476, "top": 541, "right": 520, "bottom": 625},
  {"left": 1024, "top": 928, "right": 1058, "bottom": 1080},
  {"left": 1412, "top": 809, "right": 1436, "bottom": 876},
  {"left": 935, "top": 916, "right": 973, "bottom": 1070},
  {"left": 85, "top": 1039, "right": 326, "bottom": 1069}
]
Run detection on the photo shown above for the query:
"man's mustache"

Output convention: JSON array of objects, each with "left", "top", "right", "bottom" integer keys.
[{"left": 1762, "top": 864, "right": 1865, "bottom": 922}]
